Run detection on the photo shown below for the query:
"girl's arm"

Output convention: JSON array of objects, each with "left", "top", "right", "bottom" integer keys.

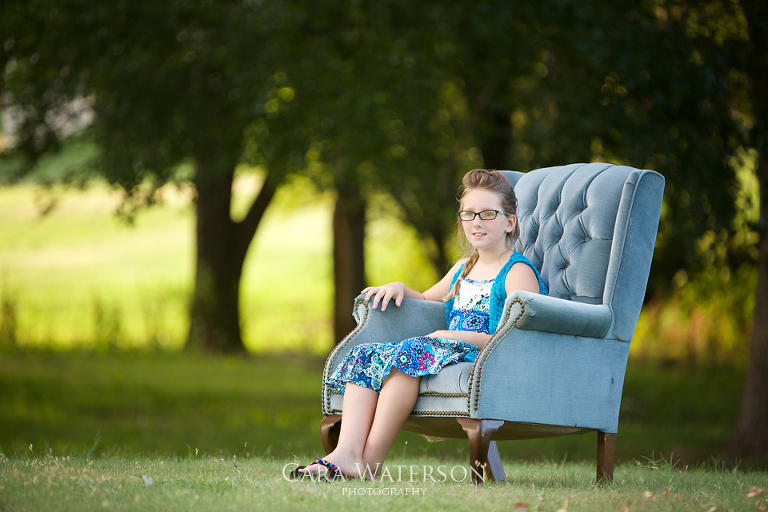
[
  {"left": 362, "top": 260, "right": 466, "bottom": 311},
  {"left": 505, "top": 262, "right": 542, "bottom": 295},
  {"left": 425, "top": 330, "right": 491, "bottom": 349},
  {"left": 426, "top": 262, "right": 542, "bottom": 348}
]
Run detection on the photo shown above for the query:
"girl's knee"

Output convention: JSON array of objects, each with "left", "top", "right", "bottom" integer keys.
[{"left": 383, "top": 366, "right": 419, "bottom": 384}]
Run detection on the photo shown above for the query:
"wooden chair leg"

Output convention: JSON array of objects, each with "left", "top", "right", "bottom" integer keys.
[
  {"left": 597, "top": 431, "right": 616, "bottom": 484},
  {"left": 457, "top": 418, "right": 506, "bottom": 484},
  {"left": 320, "top": 415, "right": 342, "bottom": 455}
]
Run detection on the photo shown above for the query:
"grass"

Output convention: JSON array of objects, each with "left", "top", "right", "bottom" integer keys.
[
  {"left": 0, "top": 174, "right": 438, "bottom": 354},
  {"left": 1, "top": 449, "right": 767, "bottom": 511},
  {"left": 0, "top": 141, "right": 755, "bottom": 364},
  {"left": 1, "top": 144, "right": 765, "bottom": 509},
  {"left": 0, "top": 352, "right": 756, "bottom": 466}
]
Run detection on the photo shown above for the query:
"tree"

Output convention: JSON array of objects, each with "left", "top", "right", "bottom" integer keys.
[
  {"left": 727, "top": 0, "right": 768, "bottom": 459},
  {"left": 2, "top": 0, "right": 309, "bottom": 352},
  {"left": 4, "top": 2, "right": 768, "bottom": 451}
]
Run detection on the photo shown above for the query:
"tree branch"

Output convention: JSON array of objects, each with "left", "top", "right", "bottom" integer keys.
[{"left": 235, "top": 171, "right": 280, "bottom": 258}]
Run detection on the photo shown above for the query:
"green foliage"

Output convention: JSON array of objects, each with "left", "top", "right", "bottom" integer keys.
[
  {"left": 3, "top": 0, "right": 756, "bottom": 282},
  {"left": 0, "top": 175, "right": 754, "bottom": 362},
  {"left": 1, "top": 0, "right": 308, "bottom": 193}
]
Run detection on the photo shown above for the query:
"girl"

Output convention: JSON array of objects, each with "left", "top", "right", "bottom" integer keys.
[{"left": 295, "top": 169, "right": 547, "bottom": 479}]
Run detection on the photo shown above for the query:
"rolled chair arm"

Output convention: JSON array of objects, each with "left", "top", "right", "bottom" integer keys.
[
  {"left": 324, "top": 295, "right": 446, "bottom": 374},
  {"left": 321, "top": 295, "right": 446, "bottom": 414},
  {"left": 500, "top": 290, "right": 613, "bottom": 339},
  {"left": 469, "top": 293, "right": 625, "bottom": 432}
]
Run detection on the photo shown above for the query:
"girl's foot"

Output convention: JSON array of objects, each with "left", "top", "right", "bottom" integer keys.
[
  {"left": 297, "top": 449, "right": 365, "bottom": 478},
  {"left": 292, "top": 459, "right": 342, "bottom": 480}
]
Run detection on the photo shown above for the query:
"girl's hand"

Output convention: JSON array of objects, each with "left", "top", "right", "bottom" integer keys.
[{"left": 362, "top": 282, "right": 408, "bottom": 311}]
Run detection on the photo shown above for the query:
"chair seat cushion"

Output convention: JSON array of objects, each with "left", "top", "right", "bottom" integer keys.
[
  {"left": 417, "top": 362, "right": 472, "bottom": 395},
  {"left": 327, "top": 362, "right": 474, "bottom": 416}
]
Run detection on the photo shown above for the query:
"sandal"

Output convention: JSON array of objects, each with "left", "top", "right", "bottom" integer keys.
[{"left": 289, "top": 459, "right": 344, "bottom": 481}]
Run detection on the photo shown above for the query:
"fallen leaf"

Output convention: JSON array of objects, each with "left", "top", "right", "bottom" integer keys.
[
  {"left": 513, "top": 503, "right": 529, "bottom": 512},
  {"left": 644, "top": 491, "right": 653, "bottom": 500},
  {"left": 748, "top": 487, "right": 765, "bottom": 498},
  {"left": 622, "top": 501, "right": 632, "bottom": 512}
]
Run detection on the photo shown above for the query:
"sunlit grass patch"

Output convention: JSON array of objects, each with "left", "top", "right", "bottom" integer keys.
[{"left": 0, "top": 173, "right": 440, "bottom": 353}]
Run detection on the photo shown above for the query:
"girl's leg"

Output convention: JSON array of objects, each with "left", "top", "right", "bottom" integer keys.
[
  {"left": 361, "top": 368, "right": 420, "bottom": 475},
  {"left": 300, "top": 382, "right": 377, "bottom": 477}
]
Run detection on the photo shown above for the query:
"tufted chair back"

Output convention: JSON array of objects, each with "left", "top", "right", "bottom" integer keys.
[{"left": 501, "top": 163, "right": 664, "bottom": 342}]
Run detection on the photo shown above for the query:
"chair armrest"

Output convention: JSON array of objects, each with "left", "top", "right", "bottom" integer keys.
[
  {"left": 324, "top": 295, "right": 446, "bottom": 373},
  {"left": 321, "top": 295, "right": 446, "bottom": 414},
  {"left": 471, "top": 328, "right": 629, "bottom": 432},
  {"left": 500, "top": 290, "right": 612, "bottom": 339},
  {"left": 470, "top": 295, "right": 625, "bottom": 432}
]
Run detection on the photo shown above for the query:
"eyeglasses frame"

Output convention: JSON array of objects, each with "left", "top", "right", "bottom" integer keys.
[{"left": 457, "top": 209, "right": 509, "bottom": 222}]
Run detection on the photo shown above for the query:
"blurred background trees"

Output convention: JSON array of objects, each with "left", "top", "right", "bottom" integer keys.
[{"left": 1, "top": 0, "right": 766, "bottom": 456}]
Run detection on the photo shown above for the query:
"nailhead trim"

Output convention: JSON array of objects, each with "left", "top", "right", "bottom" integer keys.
[
  {"left": 322, "top": 299, "right": 370, "bottom": 414},
  {"left": 323, "top": 297, "right": 524, "bottom": 417},
  {"left": 410, "top": 410, "right": 470, "bottom": 417},
  {"left": 330, "top": 409, "right": 470, "bottom": 418},
  {"left": 329, "top": 390, "right": 467, "bottom": 398},
  {"left": 469, "top": 298, "right": 525, "bottom": 411}
]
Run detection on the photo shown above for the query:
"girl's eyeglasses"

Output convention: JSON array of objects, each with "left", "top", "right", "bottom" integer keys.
[{"left": 458, "top": 210, "right": 509, "bottom": 221}]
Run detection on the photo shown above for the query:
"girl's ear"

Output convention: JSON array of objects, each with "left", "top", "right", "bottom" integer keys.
[{"left": 506, "top": 214, "right": 517, "bottom": 233}]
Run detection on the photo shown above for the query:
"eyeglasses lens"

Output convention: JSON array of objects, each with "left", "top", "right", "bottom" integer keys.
[{"left": 459, "top": 210, "right": 498, "bottom": 221}]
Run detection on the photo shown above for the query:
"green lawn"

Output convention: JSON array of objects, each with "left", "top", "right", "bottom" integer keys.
[
  {"left": 0, "top": 176, "right": 438, "bottom": 354},
  {"left": 1, "top": 148, "right": 765, "bottom": 510},
  {"left": 0, "top": 352, "right": 765, "bottom": 512},
  {"left": 2, "top": 455, "right": 767, "bottom": 512},
  {"left": 0, "top": 352, "right": 754, "bottom": 466}
]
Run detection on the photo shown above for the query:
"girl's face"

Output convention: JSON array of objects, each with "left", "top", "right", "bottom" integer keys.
[{"left": 460, "top": 188, "right": 516, "bottom": 253}]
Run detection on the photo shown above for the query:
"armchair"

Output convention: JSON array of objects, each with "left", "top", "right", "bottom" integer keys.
[{"left": 320, "top": 163, "right": 665, "bottom": 484}]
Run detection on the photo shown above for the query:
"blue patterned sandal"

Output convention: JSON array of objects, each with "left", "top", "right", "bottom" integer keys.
[{"left": 289, "top": 459, "right": 343, "bottom": 481}]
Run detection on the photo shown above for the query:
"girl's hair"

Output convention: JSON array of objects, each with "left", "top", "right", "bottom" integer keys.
[{"left": 444, "top": 169, "right": 519, "bottom": 301}]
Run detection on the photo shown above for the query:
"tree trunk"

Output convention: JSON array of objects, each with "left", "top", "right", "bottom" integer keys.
[
  {"left": 428, "top": 225, "right": 451, "bottom": 275},
  {"left": 727, "top": 145, "right": 768, "bottom": 457},
  {"left": 727, "top": 152, "right": 768, "bottom": 458},
  {"left": 186, "top": 159, "right": 278, "bottom": 353},
  {"left": 333, "top": 184, "right": 366, "bottom": 344},
  {"left": 726, "top": 0, "right": 768, "bottom": 458},
  {"left": 478, "top": 111, "right": 512, "bottom": 171}
]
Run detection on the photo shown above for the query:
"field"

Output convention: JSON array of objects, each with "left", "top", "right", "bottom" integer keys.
[
  {"left": 0, "top": 173, "right": 438, "bottom": 354},
  {"left": 0, "top": 352, "right": 766, "bottom": 511},
  {"left": 2, "top": 455, "right": 766, "bottom": 512},
  {"left": 1, "top": 150, "right": 766, "bottom": 510},
  {"left": 0, "top": 352, "right": 748, "bottom": 462}
]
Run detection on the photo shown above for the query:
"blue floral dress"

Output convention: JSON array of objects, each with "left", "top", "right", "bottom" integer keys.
[{"left": 326, "top": 277, "right": 493, "bottom": 394}]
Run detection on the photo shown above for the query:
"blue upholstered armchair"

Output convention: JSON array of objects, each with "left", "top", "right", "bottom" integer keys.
[{"left": 320, "top": 163, "right": 665, "bottom": 484}]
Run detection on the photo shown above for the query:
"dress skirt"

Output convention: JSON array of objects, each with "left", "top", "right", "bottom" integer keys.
[{"left": 325, "top": 336, "right": 479, "bottom": 394}]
